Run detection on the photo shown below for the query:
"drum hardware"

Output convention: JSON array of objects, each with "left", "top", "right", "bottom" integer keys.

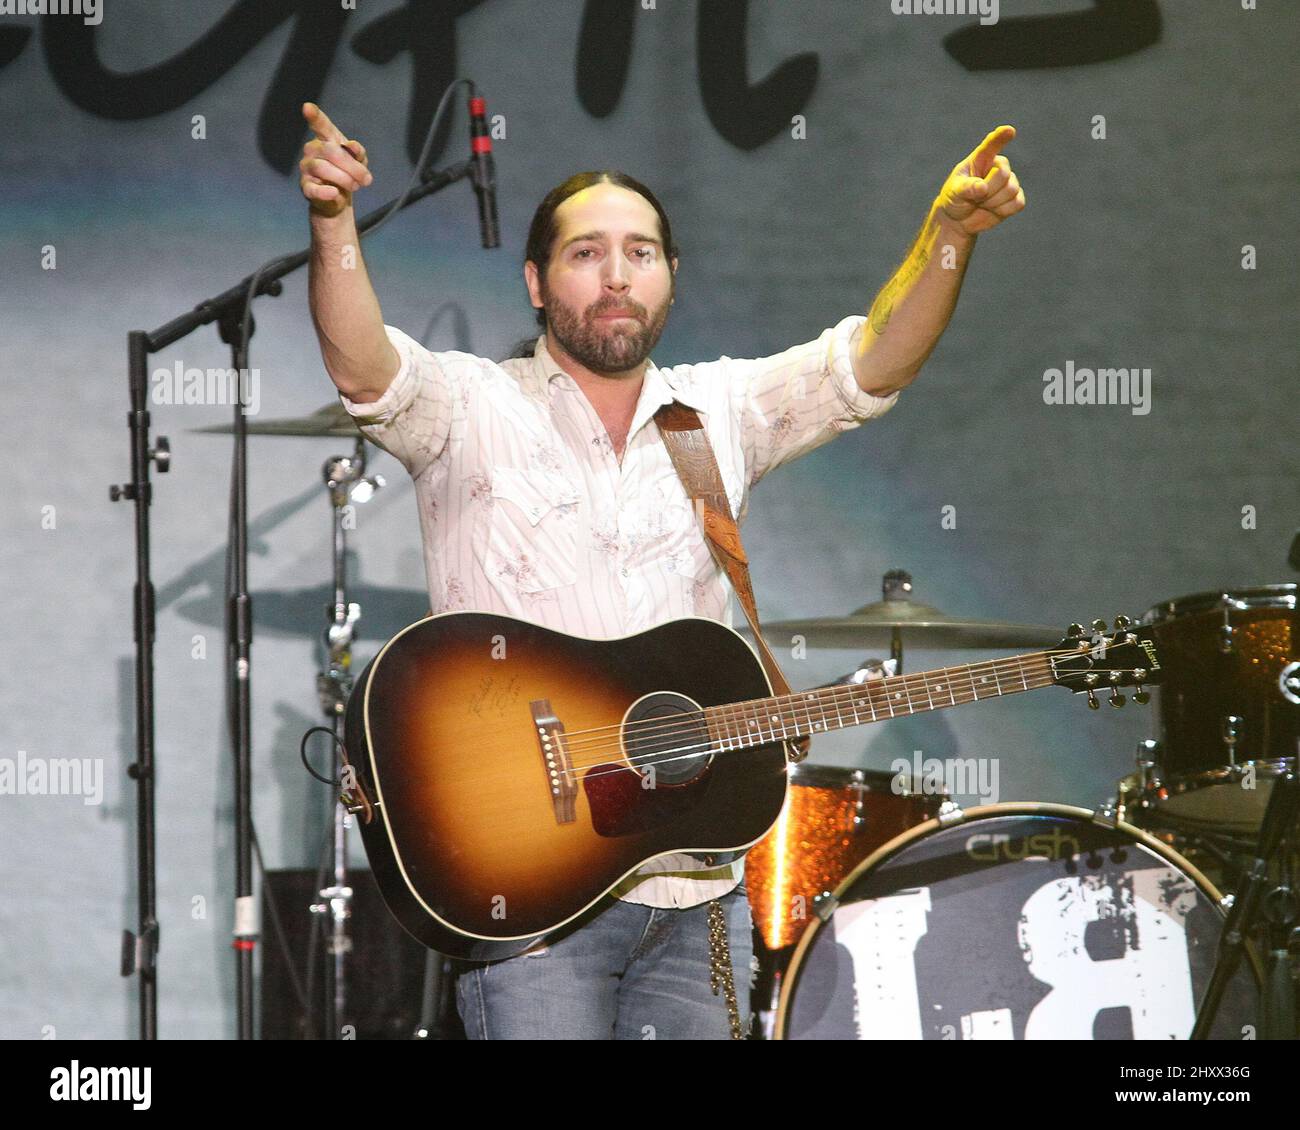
[
  {"left": 813, "top": 891, "right": 838, "bottom": 923},
  {"left": 935, "top": 799, "right": 965, "bottom": 827},
  {"left": 1219, "top": 597, "right": 1245, "bottom": 653},
  {"left": 1280, "top": 661, "right": 1300, "bottom": 706},
  {"left": 1135, "top": 738, "right": 1160, "bottom": 792},
  {"left": 1223, "top": 714, "right": 1244, "bottom": 765},
  {"left": 832, "top": 657, "right": 898, "bottom": 684},
  {"left": 1192, "top": 772, "right": 1300, "bottom": 1040},
  {"left": 847, "top": 770, "right": 870, "bottom": 829}
]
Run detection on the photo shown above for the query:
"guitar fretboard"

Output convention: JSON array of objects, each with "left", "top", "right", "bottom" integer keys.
[{"left": 704, "top": 651, "right": 1056, "bottom": 750}]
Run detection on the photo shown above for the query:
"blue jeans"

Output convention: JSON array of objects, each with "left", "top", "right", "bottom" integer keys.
[{"left": 455, "top": 885, "right": 754, "bottom": 1039}]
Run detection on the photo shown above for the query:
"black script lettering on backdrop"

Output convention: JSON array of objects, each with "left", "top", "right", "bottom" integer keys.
[{"left": 1, "top": 0, "right": 1161, "bottom": 172}]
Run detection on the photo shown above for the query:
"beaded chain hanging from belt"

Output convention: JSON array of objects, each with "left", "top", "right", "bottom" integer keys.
[{"left": 707, "top": 898, "right": 745, "bottom": 1039}]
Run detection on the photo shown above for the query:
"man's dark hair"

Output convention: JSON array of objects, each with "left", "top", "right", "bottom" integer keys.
[{"left": 524, "top": 170, "right": 679, "bottom": 332}]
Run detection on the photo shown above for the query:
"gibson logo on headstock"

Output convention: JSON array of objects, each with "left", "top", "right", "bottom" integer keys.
[{"left": 1137, "top": 638, "right": 1161, "bottom": 671}]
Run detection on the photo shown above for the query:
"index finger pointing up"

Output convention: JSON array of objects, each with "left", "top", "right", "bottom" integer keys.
[
  {"left": 970, "top": 124, "right": 1016, "bottom": 178},
  {"left": 303, "top": 101, "right": 346, "bottom": 144}
]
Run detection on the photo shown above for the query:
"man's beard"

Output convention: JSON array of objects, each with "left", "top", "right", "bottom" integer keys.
[{"left": 541, "top": 284, "right": 672, "bottom": 376}]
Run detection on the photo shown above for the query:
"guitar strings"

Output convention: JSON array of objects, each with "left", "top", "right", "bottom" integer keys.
[
  {"left": 552, "top": 645, "right": 1129, "bottom": 765},
  {"left": 555, "top": 649, "right": 1059, "bottom": 748},
  {"left": 555, "top": 651, "right": 1140, "bottom": 765},
  {"left": 561, "top": 673, "right": 1070, "bottom": 785},
  {"left": 561, "top": 666, "right": 1064, "bottom": 776},
  {"left": 556, "top": 644, "right": 1128, "bottom": 748},
  {"left": 557, "top": 653, "right": 1055, "bottom": 762},
  {"left": 553, "top": 658, "right": 1149, "bottom": 777}
]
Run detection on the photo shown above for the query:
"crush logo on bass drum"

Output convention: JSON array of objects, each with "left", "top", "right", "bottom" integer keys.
[{"left": 965, "top": 829, "right": 1082, "bottom": 861}]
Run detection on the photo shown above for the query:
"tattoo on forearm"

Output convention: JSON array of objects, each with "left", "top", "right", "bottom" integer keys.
[{"left": 868, "top": 241, "right": 931, "bottom": 336}]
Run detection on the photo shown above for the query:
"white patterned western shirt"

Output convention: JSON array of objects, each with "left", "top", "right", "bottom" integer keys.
[{"left": 338, "top": 313, "right": 898, "bottom": 908}]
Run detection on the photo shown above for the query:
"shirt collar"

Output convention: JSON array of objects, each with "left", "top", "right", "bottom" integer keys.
[{"left": 528, "top": 333, "right": 708, "bottom": 415}]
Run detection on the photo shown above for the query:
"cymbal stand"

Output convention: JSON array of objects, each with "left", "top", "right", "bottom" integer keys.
[
  {"left": 1192, "top": 771, "right": 1300, "bottom": 1039},
  {"left": 882, "top": 568, "right": 912, "bottom": 673}
]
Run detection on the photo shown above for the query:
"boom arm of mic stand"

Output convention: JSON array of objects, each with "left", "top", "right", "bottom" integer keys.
[{"left": 143, "top": 161, "right": 473, "bottom": 353}]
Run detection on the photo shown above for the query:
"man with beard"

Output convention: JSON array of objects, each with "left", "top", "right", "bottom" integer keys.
[{"left": 300, "top": 101, "right": 1024, "bottom": 1040}]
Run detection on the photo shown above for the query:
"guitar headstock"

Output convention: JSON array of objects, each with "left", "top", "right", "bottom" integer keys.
[{"left": 1049, "top": 616, "right": 1162, "bottom": 709}]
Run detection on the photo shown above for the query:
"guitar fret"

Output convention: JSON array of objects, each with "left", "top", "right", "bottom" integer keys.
[
  {"left": 812, "top": 691, "right": 830, "bottom": 733},
  {"left": 708, "top": 648, "right": 1056, "bottom": 758},
  {"left": 855, "top": 689, "right": 878, "bottom": 722},
  {"left": 935, "top": 669, "right": 954, "bottom": 706}
]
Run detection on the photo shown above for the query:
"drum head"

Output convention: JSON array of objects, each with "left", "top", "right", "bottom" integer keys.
[{"left": 777, "top": 804, "right": 1257, "bottom": 1040}]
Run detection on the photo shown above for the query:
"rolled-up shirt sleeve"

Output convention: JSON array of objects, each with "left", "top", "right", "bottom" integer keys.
[
  {"left": 336, "top": 325, "right": 456, "bottom": 478},
  {"left": 728, "top": 314, "right": 899, "bottom": 488}
]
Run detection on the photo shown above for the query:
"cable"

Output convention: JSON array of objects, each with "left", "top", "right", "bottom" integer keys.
[{"left": 299, "top": 726, "right": 346, "bottom": 786}]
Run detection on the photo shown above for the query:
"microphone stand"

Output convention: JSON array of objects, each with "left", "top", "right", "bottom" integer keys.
[
  {"left": 114, "top": 136, "right": 487, "bottom": 1038},
  {"left": 1191, "top": 771, "right": 1300, "bottom": 1039},
  {"left": 310, "top": 442, "right": 382, "bottom": 1038}
]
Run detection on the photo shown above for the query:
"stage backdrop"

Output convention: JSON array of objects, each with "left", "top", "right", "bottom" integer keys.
[{"left": 1, "top": 0, "right": 1295, "bottom": 1038}]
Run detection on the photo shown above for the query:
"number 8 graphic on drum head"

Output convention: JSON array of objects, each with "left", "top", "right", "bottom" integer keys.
[{"left": 774, "top": 803, "right": 1260, "bottom": 1040}]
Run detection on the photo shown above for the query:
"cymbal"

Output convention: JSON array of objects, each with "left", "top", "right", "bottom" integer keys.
[
  {"left": 191, "top": 402, "right": 364, "bottom": 439},
  {"left": 751, "top": 598, "right": 1061, "bottom": 650}
]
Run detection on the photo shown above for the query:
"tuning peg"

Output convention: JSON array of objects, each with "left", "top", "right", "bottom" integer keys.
[
  {"left": 1114, "top": 614, "right": 1131, "bottom": 629},
  {"left": 1091, "top": 619, "right": 1108, "bottom": 633},
  {"left": 1067, "top": 623, "right": 1084, "bottom": 639},
  {"left": 1109, "top": 689, "right": 1126, "bottom": 708},
  {"left": 1134, "top": 690, "right": 1150, "bottom": 705},
  {"left": 1087, "top": 690, "right": 1100, "bottom": 709}
]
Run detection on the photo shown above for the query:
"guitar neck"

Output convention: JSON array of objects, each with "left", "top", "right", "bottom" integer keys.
[{"left": 706, "top": 651, "right": 1056, "bottom": 749}]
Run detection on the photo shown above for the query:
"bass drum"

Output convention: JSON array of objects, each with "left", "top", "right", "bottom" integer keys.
[{"left": 776, "top": 804, "right": 1258, "bottom": 1040}]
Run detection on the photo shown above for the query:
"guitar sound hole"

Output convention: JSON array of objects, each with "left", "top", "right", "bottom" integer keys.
[{"left": 623, "top": 692, "right": 712, "bottom": 786}]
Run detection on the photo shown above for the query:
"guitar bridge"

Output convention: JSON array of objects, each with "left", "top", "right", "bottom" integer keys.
[{"left": 531, "top": 699, "right": 576, "bottom": 825}]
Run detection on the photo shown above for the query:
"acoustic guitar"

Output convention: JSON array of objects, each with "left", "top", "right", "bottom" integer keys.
[{"left": 343, "top": 611, "right": 1161, "bottom": 959}]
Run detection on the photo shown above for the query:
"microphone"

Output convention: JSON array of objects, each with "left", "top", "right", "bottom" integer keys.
[{"left": 469, "top": 94, "right": 499, "bottom": 249}]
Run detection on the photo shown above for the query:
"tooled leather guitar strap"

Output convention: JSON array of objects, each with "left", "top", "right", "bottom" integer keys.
[{"left": 654, "top": 400, "right": 810, "bottom": 765}]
